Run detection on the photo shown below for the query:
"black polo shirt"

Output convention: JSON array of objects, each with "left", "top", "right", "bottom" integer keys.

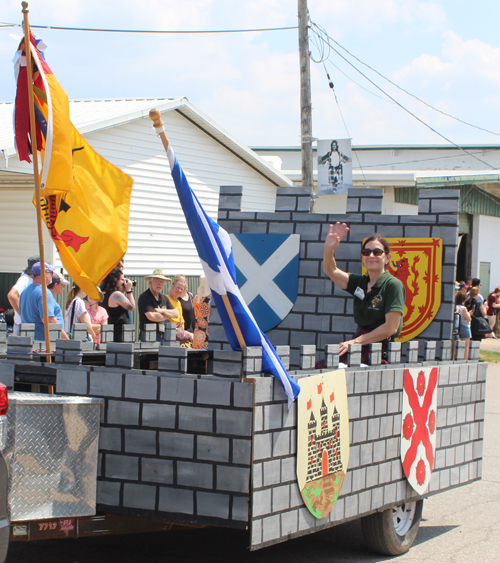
[{"left": 138, "top": 288, "right": 173, "bottom": 336}]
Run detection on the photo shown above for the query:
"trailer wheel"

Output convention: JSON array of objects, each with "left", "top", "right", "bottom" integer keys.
[{"left": 361, "top": 500, "right": 423, "bottom": 556}]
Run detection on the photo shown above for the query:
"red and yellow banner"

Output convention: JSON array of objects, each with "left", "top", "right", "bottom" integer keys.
[
  {"left": 15, "top": 32, "right": 133, "bottom": 300},
  {"left": 38, "top": 126, "right": 133, "bottom": 300},
  {"left": 387, "top": 238, "right": 443, "bottom": 342},
  {"left": 361, "top": 237, "right": 443, "bottom": 342}
]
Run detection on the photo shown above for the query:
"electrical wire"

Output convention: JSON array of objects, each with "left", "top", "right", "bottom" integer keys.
[
  {"left": 0, "top": 22, "right": 298, "bottom": 34},
  {"left": 308, "top": 24, "right": 497, "bottom": 170},
  {"left": 310, "top": 21, "right": 500, "bottom": 139},
  {"left": 357, "top": 149, "right": 500, "bottom": 169},
  {"left": 307, "top": 13, "right": 368, "bottom": 182}
]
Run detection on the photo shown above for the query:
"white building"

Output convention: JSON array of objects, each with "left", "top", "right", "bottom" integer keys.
[
  {"left": 254, "top": 144, "right": 500, "bottom": 295},
  {"left": 0, "top": 97, "right": 292, "bottom": 286}
]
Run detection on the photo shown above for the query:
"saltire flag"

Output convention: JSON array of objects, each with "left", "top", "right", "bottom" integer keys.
[
  {"left": 166, "top": 143, "right": 300, "bottom": 406},
  {"left": 13, "top": 32, "right": 133, "bottom": 300}
]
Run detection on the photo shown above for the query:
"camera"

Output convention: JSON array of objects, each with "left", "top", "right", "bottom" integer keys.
[{"left": 131, "top": 280, "right": 137, "bottom": 287}]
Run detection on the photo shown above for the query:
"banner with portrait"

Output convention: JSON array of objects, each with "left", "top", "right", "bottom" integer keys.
[{"left": 317, "top": 139, "right": 352, "bottom": 195}]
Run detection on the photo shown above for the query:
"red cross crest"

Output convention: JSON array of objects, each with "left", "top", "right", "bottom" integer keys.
[{"left": 400, "top": 367, "right": 438, "bottom": 494}]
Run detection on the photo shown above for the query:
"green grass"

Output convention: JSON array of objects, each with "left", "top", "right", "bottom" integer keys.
[{"left": 480, "top": 350, "right": 500, "bottom": 363}]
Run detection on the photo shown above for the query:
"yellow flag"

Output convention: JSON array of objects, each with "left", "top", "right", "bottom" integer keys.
[{"left": 39, "top": 125, "right": 133, "bottom": 300}]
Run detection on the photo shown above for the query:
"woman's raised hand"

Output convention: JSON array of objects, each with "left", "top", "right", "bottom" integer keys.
[{"left": 325, "top": 222, "right": 349, "bottom": 251}]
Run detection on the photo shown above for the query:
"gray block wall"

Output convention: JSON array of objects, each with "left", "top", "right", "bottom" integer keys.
[
  {"left": 0, "top": 339, "right": 486, "bottom": 551},
  {"left": 249, "top": 359, "right": 485, "bottom": 550},
  {"left": 212, "top": 187, "right": 459, "bottom": 369},
  {"left": 55, "top": 366, "right": 254, "bottom": 528}
]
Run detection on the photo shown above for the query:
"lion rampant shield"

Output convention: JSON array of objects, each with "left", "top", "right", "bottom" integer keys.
[
  {"left": 401, "top": 367, "right": 439, "bottom": 494},
  {"left": 296, "top": 370, "right": 349, "bottom": 519}
]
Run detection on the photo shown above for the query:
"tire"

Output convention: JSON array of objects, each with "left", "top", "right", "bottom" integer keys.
[{"left": 361, "top": 500, "right": 423, "bottom": 556}]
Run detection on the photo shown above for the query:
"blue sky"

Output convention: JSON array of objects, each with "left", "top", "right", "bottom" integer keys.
[{"left": 1, "top": 0, "right": 500, "bottom": 148}]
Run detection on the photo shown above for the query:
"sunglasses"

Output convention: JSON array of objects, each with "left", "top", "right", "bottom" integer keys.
[{"left": 361, "top": 248, "right": 386, "bottom": 257}]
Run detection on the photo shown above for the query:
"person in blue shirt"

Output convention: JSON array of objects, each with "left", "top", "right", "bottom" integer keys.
[
  {"left": 48, "top": 272, "right": 70, "bottom": 328},
  {"left": 19, "top": 262, "right": 69, "bottom": 341}
]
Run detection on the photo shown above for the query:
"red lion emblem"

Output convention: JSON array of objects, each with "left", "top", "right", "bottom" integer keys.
[{"left": 389, "top": 256, "right": 420, "bottom": 318}]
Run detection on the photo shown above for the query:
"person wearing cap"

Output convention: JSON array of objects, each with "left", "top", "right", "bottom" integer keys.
[
  {"left": 47, "top": 272, "right": 70, "bottom": 328},
  {"left": 7, "top": 255, "right": 39, "bottom": 335},
  {"left": 138, "top": 269, "right": 177, "bottom": 342},
  {"left": 19, "top": 262, "right": 69, "bottom": 341},
  {"left": 471, "top": 278, "right": 484, "bottom": 299}
]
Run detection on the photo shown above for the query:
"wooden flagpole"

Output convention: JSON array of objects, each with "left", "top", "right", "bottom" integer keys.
[
  {"left": 148, "top": 108, "right": 247, "bottom": 351},
  {"left": 21, "top": 2, "right": 52, "bottom": 360}
]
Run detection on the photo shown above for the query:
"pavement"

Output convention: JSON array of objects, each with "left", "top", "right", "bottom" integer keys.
[{"left": 479, "top": 336, "right": 500, "bottom": 353}]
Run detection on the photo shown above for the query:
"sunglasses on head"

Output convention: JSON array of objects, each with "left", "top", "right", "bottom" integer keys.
[{"left": 361, "top": 248, "right": 386, "bottom": 257}]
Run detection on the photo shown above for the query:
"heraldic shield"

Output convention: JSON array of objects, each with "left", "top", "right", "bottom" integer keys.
[
  {"left": 231, "top": 234, "right": 300, "bottom": 333},
  {"left": 401, "top": 367, "right": 438, "bottom": 495},
  {"left": 386, "top": 238, "right": 443, "bottom": 343},
  {"left": 296, "top": 370, "right": 349, "bottom": 519}
]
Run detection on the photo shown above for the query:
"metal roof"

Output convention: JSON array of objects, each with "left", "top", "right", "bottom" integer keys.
[
  {"left": 0, "top": 98, "right": 293, "bottom": 187},
  {"left": 253, "top": 144, "right": 500, "bottom": 152}
]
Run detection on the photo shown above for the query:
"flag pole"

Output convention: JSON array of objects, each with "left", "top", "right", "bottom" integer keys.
[
  {"left": 148, "top": 108, "right": 247, "bottom": 350},
  {"left": 21, "top": 2, "right": 52, "bottom": 360}
]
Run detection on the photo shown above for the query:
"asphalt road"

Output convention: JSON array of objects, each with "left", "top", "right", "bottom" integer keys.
[{"left": 7, "top": 358, "right": 500, "bottom": 563}]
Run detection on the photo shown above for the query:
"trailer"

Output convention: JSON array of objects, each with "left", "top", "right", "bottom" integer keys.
[{"left": 0, "top": 333, "right": 486, "bottom": 560}]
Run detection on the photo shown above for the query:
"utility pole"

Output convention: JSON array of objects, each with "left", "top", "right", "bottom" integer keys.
[{"left": 298, "top": 0, "right": 313, "bottom": 200}]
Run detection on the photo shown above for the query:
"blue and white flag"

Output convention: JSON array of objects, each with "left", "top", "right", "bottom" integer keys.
[{"left": 167, "top": 144, "right": 300, "bottom": 406}]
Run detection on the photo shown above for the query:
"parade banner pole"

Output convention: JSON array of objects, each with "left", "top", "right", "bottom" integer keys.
[
  {"left": 21, "top": 2, "right": 52, "bottom": 359},
  {"left": 149, "top": 109, "right": 247, "bottom": 351}
]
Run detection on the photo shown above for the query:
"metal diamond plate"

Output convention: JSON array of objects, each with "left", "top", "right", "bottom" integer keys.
[{"left": 3, "top": 392, "right": 103, "bottom": 522}]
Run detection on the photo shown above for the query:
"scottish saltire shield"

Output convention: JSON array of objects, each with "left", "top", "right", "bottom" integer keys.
[{"left": 232, "top": 234, "right": 300, "bottom": 332}]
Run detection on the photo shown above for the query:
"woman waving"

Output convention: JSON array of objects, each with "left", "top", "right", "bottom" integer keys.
[{"left": 323, "top": 222, "right": 405, "bottom": 362}]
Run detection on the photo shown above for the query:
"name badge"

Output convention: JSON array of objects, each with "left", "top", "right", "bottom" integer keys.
[{"left": 354, "top": 286, "right": 365, "bottom": 300}]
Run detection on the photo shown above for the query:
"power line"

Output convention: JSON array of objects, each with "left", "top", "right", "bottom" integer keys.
[
  {"left": 309, "top": 26, "right": 392, "bottom": 103},
  {"left": 308, "top": 23, "right": 497, "bottom": 170},
  {"left": 311, "top": 21, "right": 500, "bottom": 139},
  {"left": 357, "top": 149, "right": 500, "bottom": 169},
  {"left": 0, "top": 22, "right": 298, "bottom": 34}
]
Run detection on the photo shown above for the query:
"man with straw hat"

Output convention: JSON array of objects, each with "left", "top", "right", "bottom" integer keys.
[{"left": 138, "top": 269, "right": 177, "bottom": 342}]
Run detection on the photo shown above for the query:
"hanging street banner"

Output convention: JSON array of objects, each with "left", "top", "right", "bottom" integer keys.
[
  {"left": 317, "top": 139, "right": 352, "bottom": 195},
  {"left": 231, "top": 234, "right": 300, "bottom": 333},
  {"left": 296, "top": 370, "right": 350, "bottom": 519},
  {"left": 401, "top": 367, "right": 438, "bottom": 495}
]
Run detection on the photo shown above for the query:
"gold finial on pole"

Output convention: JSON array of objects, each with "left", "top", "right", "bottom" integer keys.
[
  {"left": 149, "top": 108, "right": 169, "bottom": 153},
  {"left": 22, "top": 2, "right": 29, "bottom": 13}
]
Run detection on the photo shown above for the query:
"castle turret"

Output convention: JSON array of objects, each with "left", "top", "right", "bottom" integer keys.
[{"left": 320, "top": 397, "right": 328, "bottom": 435}]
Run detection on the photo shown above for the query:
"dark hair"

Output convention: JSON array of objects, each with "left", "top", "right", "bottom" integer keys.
[
  {"left": 455, "top": 292, "right": 466, "bottom": 305},
  {"left": 361, "top": 234, "right": 391, "bottom": 254},
  {"left": 100, "top": 267, "right": 123, "bottom": 294}
]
